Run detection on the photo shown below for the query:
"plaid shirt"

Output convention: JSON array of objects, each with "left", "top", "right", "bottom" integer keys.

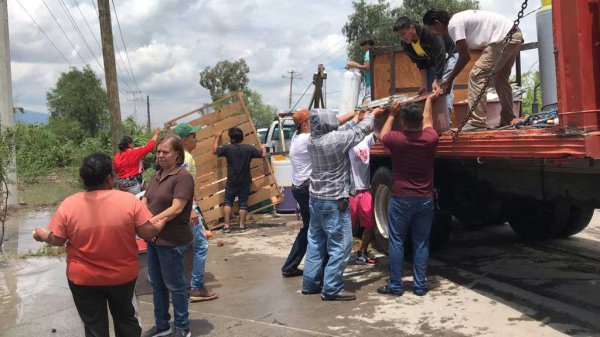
[{"left": 308, "top": 110, "right": 375, "bottom": 200}]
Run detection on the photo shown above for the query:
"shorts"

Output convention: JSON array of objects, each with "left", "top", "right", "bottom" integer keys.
[
  {"left": 224, "top": 185, "right": 250, "bottom": 210},
  {"left": 350, "top": 190, "right": 374, "bottom": 230}
]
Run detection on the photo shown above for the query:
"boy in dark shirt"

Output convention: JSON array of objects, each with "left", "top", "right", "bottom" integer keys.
[{"left": 213, "top": 127, "right": 266, "bottom": 232}]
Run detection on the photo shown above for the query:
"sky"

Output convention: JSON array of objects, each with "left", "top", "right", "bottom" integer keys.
[{"left": 7, "top": 0, "right": 541, "bottom": 127}]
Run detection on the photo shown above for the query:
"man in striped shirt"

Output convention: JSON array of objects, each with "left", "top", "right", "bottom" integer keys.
[{"left": 302, "top": 107, "right": 385, "bottom": 301}]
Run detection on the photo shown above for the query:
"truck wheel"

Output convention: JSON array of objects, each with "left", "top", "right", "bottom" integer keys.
[
  {"left": 370, "top": 166, "right": 452, "bottom": 254},
  {"left": 559, "top": 207, "right": 594, "bottom": 238},
  {"left": 450, "top": 177, "right": 504, "bottom": 227},
  {"left": 507, "top": 199, "right": 570, "bottom": 240},
  {"left": 371, "top": 166, "right": 392, "bottom": 254}
]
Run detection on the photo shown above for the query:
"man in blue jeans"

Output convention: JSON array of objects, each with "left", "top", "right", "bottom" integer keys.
[
  {"left": 302, "top": 107, "right": 385, "bottom": 301},
  {"left": 379, "top": 94, "right": 441, "bottom": 297},
  {"left": 174, "top": 123, "right": 218, "bottom": 302}
]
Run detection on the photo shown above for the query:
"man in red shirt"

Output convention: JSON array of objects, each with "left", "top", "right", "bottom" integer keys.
[{"left": 378, "top": 94, "right": 440, "bottom": 297}]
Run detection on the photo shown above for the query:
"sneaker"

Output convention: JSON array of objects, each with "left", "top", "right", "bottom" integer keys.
[
  {"left": 174, "top": 328, "right": 191, "bottom": 337},
  {"left": 239, "top": 226, "right": 247, "bottom": 232},
  {"left": 377, "top": 285, "right": 403, "bottom": 297},
  {"left": 413, "top": 289, "right": 429, "bottom": 297},
  {"left": 355, "top": 251, "right": 373, "bottom": 265},
  {"left": 222, "top": 226, "right": 230, "bottom": 233},
  {"left": 282, "top": 268, "right": 303, "bottom": 278},
  {"left": 141, "top": 326, "right": 172, "bottom": 337},
  {"left": 190, "top": 287, "right": 218, "bottom": 302}
]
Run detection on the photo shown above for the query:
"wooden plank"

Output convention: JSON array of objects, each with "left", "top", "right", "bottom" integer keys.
[
  {"left": 247, "top": 185, "right": 281, "bottom": 206},
  {"left": 196, "top": 113, "right": 249, "bottom": 140},
  {"left": 187, "top": 100, "right": 244, "bottom": 128},
  {"left": 193, "top": 123, "right": 258, "bottom": 155},
  {"left": 197, "top": 170, "right": 272, "bottom": 201}
]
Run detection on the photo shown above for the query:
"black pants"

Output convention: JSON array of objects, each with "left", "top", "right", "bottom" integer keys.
[
  {"left": 68, "top": 278, "right": 141, "bottom": 337},
  {"left": 282, "top": 184, "right": 310, "bottom": 273}
]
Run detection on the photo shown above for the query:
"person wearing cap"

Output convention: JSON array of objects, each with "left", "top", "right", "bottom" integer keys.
[
  {"left": 281, "top": 109, "right": 312, "bottom": 278},
  {"left": 302, "top": 106, "right": 385, "bottom": 301},
  {"left": 173, "top": 123, "right": 218, "bottom": 302},
  {"left": 113, "top": 128, "right": 161, "bottom": 195}
]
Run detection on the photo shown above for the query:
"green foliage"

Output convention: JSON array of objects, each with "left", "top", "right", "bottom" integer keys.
[
  {"left": 245, "top": 90, "right": 277, "bottom": 128},
  {"left": 0, "top": 126, "right": 15, "bottom": 186},
  {"left": 199, "top": 58, "right": 250, "bottom": 101},
  {"left": 343, "top": 0, "right": 479, "bottom": 62},
  {"left": 47, "top": 66, "right": 109, "bottom": 141},
  {"left": 198, "top": 59, "right": 277, "bottom": 128},
  {"left": 519, "top": 71, "right": 542, "bottom": 115}
]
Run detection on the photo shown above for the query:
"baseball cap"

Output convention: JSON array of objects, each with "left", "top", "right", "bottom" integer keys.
[
  {"left": 173, "top": 123, "right": 201, "bottom": 138},
  {"left": 292, "top": 109, "right": 310, "bottom": 126}
]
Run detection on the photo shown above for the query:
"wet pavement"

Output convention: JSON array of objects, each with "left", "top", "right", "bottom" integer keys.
[{"left": 1, "top": 210, "right": 600, "bottom": 336}]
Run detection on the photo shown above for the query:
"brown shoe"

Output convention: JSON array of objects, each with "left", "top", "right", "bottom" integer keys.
[
  {"left": 321, "top": 290, "right": 356, "bottom": 301},
  {"left": 190, "top": 287, "right": 218, "bottom": 302}
]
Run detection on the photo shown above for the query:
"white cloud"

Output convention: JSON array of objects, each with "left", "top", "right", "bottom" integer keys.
[{"left": 8, "top": 0, "right": 541, "bottom": 125}]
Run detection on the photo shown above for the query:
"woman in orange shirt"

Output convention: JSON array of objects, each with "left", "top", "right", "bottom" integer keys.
[{"left": 33, "top": 153, "right": 167, "bottom": 337}]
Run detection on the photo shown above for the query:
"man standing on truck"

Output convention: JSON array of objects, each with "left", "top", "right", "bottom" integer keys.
[
  {"left": 393, "top": 16, "right": 458, "bottom": 117},
  {"left": 378, "top": 94, "right": 440, "bottom": 297},
  {"left": 281, "top": 109, "right": 312, "bottom": 278},
  {"left": 213, "top": 127, "right": 267, "bottom": 232},
  {"left": 302, "top": 107, "right": 385, "bottom": 301},
  {"left": 174, "top": 123, "right": 218, "bottom": 302},
  {"left": 423, "top": 9, "right": 523, "bottom": 131},
  {"left": 347, "top": 37, "right": 375, "bottom": 102}
]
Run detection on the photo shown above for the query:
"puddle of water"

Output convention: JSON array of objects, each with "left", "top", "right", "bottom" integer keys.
[{"left": 3, "top": 208, "right": 53, "bottom": 255}]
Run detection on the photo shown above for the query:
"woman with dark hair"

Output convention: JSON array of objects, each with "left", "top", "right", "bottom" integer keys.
[
  {"left": 142, "top": 135, "right": 195, "bottom": 337},
  {"left": 32, "top": 152, "right": 167, "bottom": 337},
  {"left": 347, "top": 37, "right": 375, "bottom": 102},
  {"left": 113, "top": 128, "right": 161, "bottom": 194}
]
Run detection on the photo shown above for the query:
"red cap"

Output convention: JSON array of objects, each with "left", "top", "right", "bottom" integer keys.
[{"left": 292, "top": 109, "right": 310, "bottom": 126}]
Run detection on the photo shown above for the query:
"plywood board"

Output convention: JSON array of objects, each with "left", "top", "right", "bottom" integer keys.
[{"left": 165, "top": 92, "right": 284, "bottom": 227}]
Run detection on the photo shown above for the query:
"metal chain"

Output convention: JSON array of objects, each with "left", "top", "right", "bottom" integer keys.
[{"left": 451, "top": 0, "right": 529, "bottom": 142}]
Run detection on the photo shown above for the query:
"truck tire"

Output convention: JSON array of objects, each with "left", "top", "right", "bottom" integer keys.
[
  {"left": 370, "top": 166, "right": 452, "bottom": 255},
  {"left": 450, "top": 177, "right": 504, "bottom": 227},
  {"left": 371, "top": 166, "right": 392, "bottom": 254},
  {"left": 559, "top": 207, "right": 594, "bottom": 238},
  {"left": 507, "top": 199, "right": 570, "bottom": 240}
]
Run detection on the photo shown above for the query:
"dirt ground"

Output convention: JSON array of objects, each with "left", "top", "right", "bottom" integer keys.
[{"left": 1, "top": 210, "right": 600, "bottom": 336}]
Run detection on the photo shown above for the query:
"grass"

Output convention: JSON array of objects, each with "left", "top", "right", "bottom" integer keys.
[
  {"left": 19, "top": 244, "right": 66, "bottom": 258},
  {"left": 17, "top": 167, "right": 82, "bottom": 207}
]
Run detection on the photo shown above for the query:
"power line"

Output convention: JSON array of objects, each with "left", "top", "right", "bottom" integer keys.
[
  {"left": 290, "top": 82, "right": 313, "bottom": 111},
  {"left": 110, "top": 0, "right": 140, "bottom": 91},
  {"left": 73, "top": 0, "right": 133, "bottom": 90},
  {"left": 40, "top": 0, "right": 88, "bottom": 65},
  {"left": 297, "top": 38, "right": 347, "bottom": 74},
  {"left": 15, "top": 0, "right": 72, "bottom": 65},
  {"left": 56, "top": 0, "right": 104, "bottom": 71}
]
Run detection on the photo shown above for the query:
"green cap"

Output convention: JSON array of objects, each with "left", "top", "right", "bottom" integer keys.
[{"left": 173, "top": 123, "right": 201, "bottom": 138}]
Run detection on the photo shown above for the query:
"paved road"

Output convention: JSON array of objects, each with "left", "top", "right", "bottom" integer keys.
[{"left": 1, "top": 211, "right": 599, "bottom": 336}]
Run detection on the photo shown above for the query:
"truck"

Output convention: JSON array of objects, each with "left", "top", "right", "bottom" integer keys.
[{"left": 367, "top": 0, "right": 600, "bottom": 252}]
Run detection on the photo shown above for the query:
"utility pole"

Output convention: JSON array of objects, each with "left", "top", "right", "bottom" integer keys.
[
  {"left": 282, "top": 70, "right": 301, "bottom": 110},
  {"left": 146, "top": 95, "right": 151, "bottom": 132},
  {"left": 98, "top": 0, "right": 122, "bottom": 153},
  {"left": 309, "top": 64, "right": 327, "bottom": 110},
  {"left": 0, "top": 0, "right": 17, "bottom": 206},
  {"left": 126, "top": 90, "right": 142, "bottom": 122}
]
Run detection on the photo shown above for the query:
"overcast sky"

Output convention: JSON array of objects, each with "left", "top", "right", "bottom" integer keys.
[{"left": 7, "top": 0, "right": 541, "bottom": 127}]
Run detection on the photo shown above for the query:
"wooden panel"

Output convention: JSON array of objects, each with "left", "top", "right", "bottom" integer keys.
[
  {"left": 372, "top": 53, "right": 391, "bottom": 100},
  {"left": 188, "top": 100, "right": 244, "bottom": 128},
  {"left": 166, "top": 92, "right": 282, "bottom": 225}
]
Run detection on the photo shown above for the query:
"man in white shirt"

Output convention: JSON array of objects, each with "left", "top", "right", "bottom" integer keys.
[
  {"left": 349, "top": 133, "right": 376, "bottom": 265},
  {"left": 282, "top": 109, "right": 312, "bottom": 277},
  {"left": 423, "top": 9, "right": 523, "bottom": 131}
]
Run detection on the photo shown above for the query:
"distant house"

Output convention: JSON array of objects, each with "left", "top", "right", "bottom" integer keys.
[{"left": 14, "top": 110, "right": 49, "bottom": 125}]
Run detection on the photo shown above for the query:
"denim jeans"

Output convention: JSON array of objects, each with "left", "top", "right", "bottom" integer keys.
[
  {"left": 302, "top": 198, "right": 352, "bottom": 297},
  {"left": 387, "top": 196, "right": 434, "bottom": 294},
  {"left": 282, "top": 185, "right": 310, "bottom": 273},
  {"left": 146, "top": 243, "right": 189, "bottom": 330},
  {"left": 190, "top": 223, "right": 208, "bottom": 289}
]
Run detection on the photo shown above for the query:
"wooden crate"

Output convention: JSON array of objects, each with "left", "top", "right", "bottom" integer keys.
[{"left": 164, "top": 92, "right": 284, "bottom": 229}]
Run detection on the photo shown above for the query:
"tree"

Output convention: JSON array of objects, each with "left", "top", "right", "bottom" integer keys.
[
  {"left": 46, "top": 66, "right": 109, "bottom": 141},
  {"left": 199, "top": 58, "right": 250, "bottom": 101},
  {"left": 199, "top": 59, "right": 276, "bottom": 128},
  {"left": 245, "top": 90, "right": 277, "bottom": 128},
  {"left": 518, "top": 71, "right": 542, "bottom": 115},
  {"left": 342, "top": 0, "right": 479, "bottom": 62}
]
